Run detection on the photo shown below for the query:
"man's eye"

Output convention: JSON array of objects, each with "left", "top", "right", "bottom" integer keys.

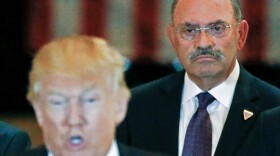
[
  {"left": 50, "top": 99, "right": 65, "bottom": 105},
  {"left": 82, "top": 97, "right": 97, "bottom": 105},
  {"left": 47, "top": 96, "right": 67, "bottom": 106},
  {"left": 184, "top": 27, "right": 197, "bottom": 33},
  {"left": 211, "top": 24, "right": 225, "bottom": 32}
]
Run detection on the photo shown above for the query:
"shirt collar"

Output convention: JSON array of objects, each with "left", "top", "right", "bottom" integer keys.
[
  {"left": 48, "top": 140, "right": 119, "bottom": 156},
  {"left": 209, "top": 60, "right": 240, "bottom": 108},
  {"left": 106, "top": 140, "right": 120, "bottom": 156},
  {"left": 184, "top": 60, "right": 240, "bottom": 108},
  {"left": 48, "top": 151, "right": 53, "bottom": 156}
]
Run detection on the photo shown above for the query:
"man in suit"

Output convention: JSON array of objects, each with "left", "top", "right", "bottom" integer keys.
[
  {"left": 116, "top": 0, "right": 280, "bottom": 155},
  {"left": 0, "top": 121, "right": 31, "bottom": 155},
  {"left": 14, "top": 36, "right": 169, "bottom": 156}
]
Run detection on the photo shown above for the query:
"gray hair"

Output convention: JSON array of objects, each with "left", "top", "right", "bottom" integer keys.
[{"left": 171, "top": 0, "right": 243, "bottom": 22}]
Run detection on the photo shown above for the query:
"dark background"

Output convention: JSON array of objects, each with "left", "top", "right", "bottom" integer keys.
[{"left": 0, "top": 1, "right": 33, "bottom": 112}]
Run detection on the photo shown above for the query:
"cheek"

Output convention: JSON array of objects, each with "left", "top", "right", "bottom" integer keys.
[
  {"left": 85, "top": 108, "right": 116, "bottom": 145},
  {"left": 41, "top": 110, "right": 66, "bottom": 134},
  {"left": 218, "top": 33, "right": 239, "bottom": 52},
  {"left": 174, "top": 39, "right": 193, "bottom": 61},
  {"left": 40, "top": 110, "right": 66, "bottom": 150},
  {"left": 221, "top": 40, "right": 238, "bottom": 60},
  {"left": 89, "top": 102, "right": 115, "bottom": 127},
  {"left": 86, "top": 105, "right": 115, "bottom": 129},
  {"left": 175, "top": 37, "right": 192, "bottom": 51}
]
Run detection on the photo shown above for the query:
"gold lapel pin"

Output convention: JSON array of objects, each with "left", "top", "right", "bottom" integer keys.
[{"left": 243, "top": 109, "right": 254, "bottom": 120}]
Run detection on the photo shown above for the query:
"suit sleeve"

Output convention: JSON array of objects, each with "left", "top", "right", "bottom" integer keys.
[
  {"left": 237, "top": 109, "right": 280, "bottom": 156},
  {"left": 4, "top": 130, "right": 32, "bottom": 155},
  {"left": 262, "top": 108, "right": 280, "bottom": 156}
]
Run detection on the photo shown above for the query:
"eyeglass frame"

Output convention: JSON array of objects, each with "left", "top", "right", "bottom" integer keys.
[{"left": 172, "top": 21, "right": 237, "bottom": 40}]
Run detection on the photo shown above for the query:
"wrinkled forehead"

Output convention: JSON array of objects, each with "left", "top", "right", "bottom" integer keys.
[{"left": 173, "top": 0, "right": 235, "bottom": 25}]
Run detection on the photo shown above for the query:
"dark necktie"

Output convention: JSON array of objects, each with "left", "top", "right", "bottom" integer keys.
[{"left": 182, "top": 92, "right": 215, "bottom": 156}]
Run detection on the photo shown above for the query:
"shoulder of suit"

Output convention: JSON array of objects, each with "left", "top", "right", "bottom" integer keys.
[
  {"left": 132, "top": 71, "right": 184, "bottom": 92},
  {"left": 240, "top": 68, "right": 280, "bottom": 95},
  {"left": 0, "top": 121, "right": 24, "bottom": 134}
]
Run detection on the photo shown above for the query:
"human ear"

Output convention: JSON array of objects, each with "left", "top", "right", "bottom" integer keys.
[
  {"left": 237, "top": 20, "right": 249, "bottom": 51},
  {"left": 115, "top": 90, "right": 129, "bottom": 126}
]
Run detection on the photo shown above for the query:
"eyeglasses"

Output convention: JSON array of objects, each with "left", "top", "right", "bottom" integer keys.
[{"left": 174, "top": 22, "right": 233, "bottom": 40}]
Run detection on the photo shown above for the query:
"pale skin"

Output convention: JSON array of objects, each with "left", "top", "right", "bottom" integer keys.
[
  {"left": 32, "top": 74, "right": 128, "bottom": 156},
  {"left": 167, "top": 0, "right": 249, "bottom": 91}
]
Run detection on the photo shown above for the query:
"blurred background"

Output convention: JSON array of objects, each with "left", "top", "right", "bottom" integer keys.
[{"left": 1, "top": 0, "right": 280, "bottom": 147}]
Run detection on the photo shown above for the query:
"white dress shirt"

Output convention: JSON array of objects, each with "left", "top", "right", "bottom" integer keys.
[
  {"left": 48, "top": 140, "right": 119, "bottom": 156},
  {"left": 178, "top": 60, "right": 240, "bottom": 156}
]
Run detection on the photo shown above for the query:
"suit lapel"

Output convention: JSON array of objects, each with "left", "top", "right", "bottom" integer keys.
[
  {"left": 214, "top": 68, "right": 261, "bottom": 156},
  {"left": 154, "top": 71, "right": 185, "bottom": 155}
]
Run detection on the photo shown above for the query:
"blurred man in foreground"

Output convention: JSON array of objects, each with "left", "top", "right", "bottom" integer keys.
[{"left": 15, "top": 36, "right": 166, "bottom": 156}]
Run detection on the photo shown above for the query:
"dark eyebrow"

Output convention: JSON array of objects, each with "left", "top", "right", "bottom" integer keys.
[
  {"left": 178, "top": 22, "right": 200, "bottom": 28},
  {"left": 207, "top": 20, "right": 227, "bottom": 26},
  {"left": 179, "top": 20, "right": 227, "bottom": 27}
]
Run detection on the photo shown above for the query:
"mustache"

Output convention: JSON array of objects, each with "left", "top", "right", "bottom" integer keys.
[{"left": 188, "top": 47, "right": 224, "bottom": 61}]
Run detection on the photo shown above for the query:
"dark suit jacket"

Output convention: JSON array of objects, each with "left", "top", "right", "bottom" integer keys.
[
  {"left": 237, "top": 106, "right": 280, "bottom": 156},
  {"left": 116, "top": 67, "right": 280, "bottom": 156},
  {"left": 14, "top": 143, "right": 170, "bottom": 156},
  {"left": 0, "top": 121, "right": 31, "bottom": 156}
]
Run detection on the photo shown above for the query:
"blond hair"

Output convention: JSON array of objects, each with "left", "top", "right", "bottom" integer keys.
[{"left": 27, "top": 35, "right": 130, "bottom": 103}]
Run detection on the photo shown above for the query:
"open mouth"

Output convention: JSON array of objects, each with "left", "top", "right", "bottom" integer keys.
[
  {"left": 70, "top": 136, "right": 83, "bottom": 145},
  {"left": 68, "top": 135, "right": 85, "bottom": 150}
]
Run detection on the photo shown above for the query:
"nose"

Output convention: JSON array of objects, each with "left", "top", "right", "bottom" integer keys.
[
  {"left": 66, "top": 101, "right": 86, "bottom": 126},
  {"left": 194, "top": 29, "right": 215, "bottom": 48}
]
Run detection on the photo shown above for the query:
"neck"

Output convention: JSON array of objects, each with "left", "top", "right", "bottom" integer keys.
[{"left": 192, "top": 76, "right": 226, "bottom": 91}]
